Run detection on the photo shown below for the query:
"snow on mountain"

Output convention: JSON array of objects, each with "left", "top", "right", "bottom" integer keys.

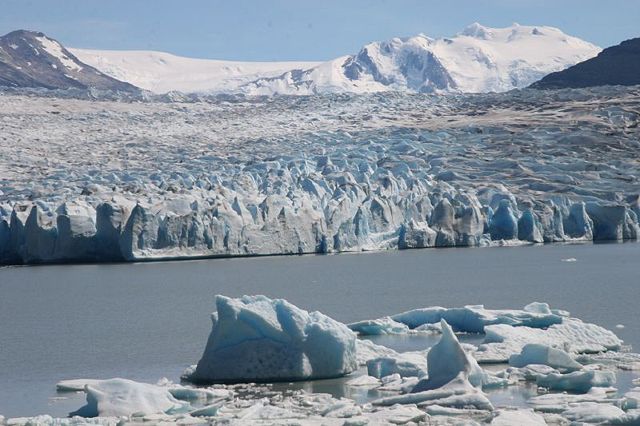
[
  {"left": 69, "top": 48, "right": 320, "bottom": 94},
  {"left": 243, "top": 23, "right": 601, "bottom": 95},
  {"left": 2, "top": 24, "right": 601, "bottom": 96},
  {"left": 0, "top": 30, "right": 139, "bottom": 92}
]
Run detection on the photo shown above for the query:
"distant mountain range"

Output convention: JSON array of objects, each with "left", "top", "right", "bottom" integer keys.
[
  {"left": 0, "top": 25, "right": 622, "bottom": 95},
  {"left": 0, "top": 30, "right": 138, "bottom": 92},
  {"left": 531, "top": 37, "right": 640, "bottom": 89},
  {"left": 242, "top": 23, "right": 600, "bottom": 95}
]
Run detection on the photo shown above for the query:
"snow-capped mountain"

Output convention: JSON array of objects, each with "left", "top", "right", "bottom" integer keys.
[
  {"left": 2, "top": 24, "right": 601, "bottom": 96},
  {"left": 70, "top": 48, "right": 320, "bottom": 94},
  {"left": 0, "top": 30, "right": 138, "bottom": 92},
  {"left": 243, "top": 23, "right": 601, "bottom": 95}
]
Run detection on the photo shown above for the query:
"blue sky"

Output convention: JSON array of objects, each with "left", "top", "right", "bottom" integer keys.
[{"left": 1, "top": 0, "right": 638, "bottom": 61}]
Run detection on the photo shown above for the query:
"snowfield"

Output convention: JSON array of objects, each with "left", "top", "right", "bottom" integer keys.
[
  {"left": 69, "top": 48, "right": 320, "bottom": 94},
  {"left": 0, "top": 86, "right": 639, "bottom": 264}
]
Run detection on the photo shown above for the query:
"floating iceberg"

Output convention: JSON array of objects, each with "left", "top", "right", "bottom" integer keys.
[
  {"left": 508, "top": 343, "right": 583, "bottom": 372},
  {"left": 535, "top": 369, "right": 616, "bottom": 393},
  {"left": 477, "top": 318, "right": 622, "bottom": 363},
  {"left": 412, "top": 320, "right": 504, "bottom": 391},
  {"left": 348, "top": 317, "right": 410, "bottom": 335},
  {"left": 366, "top": 350, "right": 429, "bottom": 379},
  {"left": 187, "top": 295, "right": 358, "bottom": 383},
  {"left": 368, "top": 302, "right": 563, "bottom": 334}
]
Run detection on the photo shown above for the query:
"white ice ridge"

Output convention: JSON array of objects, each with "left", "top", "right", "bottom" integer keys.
[
  {"left": 8, "top": 299, "right": 639, "bottom": 425},
  {"left": 187, "top": 295, "right": 357, "bottom": 383},
  {"left": 0, "top": 88, "right": 639, "bottom": 265}
]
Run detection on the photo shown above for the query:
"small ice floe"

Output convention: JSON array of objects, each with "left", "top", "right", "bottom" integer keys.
[
  {"left": 490, "top": 408, "right": 546, "bottom": 425},
  {"left": 345, "top": 374, "right": 381, "bottom": 387},
  {"left": 561, "top": 257, "right": 577, "bottom": 262},
  {"left": 616, "top": 324, "right": 626, "bottom": 329},
  {"left": 66, "top": 378, "right": 192, "bottom": 417}
]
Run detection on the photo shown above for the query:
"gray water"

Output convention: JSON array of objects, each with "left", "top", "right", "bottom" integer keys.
[{"left": 0, "top": 242, "right": 638, "bottom": 417}]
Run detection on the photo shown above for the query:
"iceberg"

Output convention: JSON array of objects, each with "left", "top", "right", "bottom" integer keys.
[
  {"left": 411, "top": 320, "right": 503, "bottom": 391},
  {"left": 187, "top": 295, "right": 358, "bottom": 383},
  {"left": 366, "top": 350, "right": 429, "bottom": 379},
  {"left": 477, "top": 318, "right": 622, "bottom": 363},
  {"left": 348, "top": 317, "right": 410, "bottom": 335},
  {"left": 508, "top": 343, "right": 583, "bottom": 372},
  {"left": 535, "top": 370, "right": 616, "bottom": 393},
  {"left": 388, "top": 302, "right": 562, "bottom": 334}
]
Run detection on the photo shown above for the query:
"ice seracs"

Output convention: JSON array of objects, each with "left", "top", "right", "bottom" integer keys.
[
  {"left": 187, "top": 295, "right": 358, "bottom": 383},
  {"left": 1, "top": 88, "right": 639, "bottom": 265}
]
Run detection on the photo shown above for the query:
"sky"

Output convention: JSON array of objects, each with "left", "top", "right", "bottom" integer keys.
[{"left": 1, "top": 0, "right": 639, "bottom": 61}]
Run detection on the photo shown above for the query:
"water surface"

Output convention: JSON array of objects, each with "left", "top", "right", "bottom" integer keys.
[{"left": 1, "top": 242, "right": 638, "bottom": 417}]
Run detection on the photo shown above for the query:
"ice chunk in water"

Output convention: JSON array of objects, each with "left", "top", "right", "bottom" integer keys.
[
  {"left": 412, "top": 320, "right": 503, "bottom": 391},
  {"left": 348, "top": 317, "right": 409, "bottom": 335},
  {"left": 188, "top": 295, "right": 357, "bottom": 383},
  {"left": 490, "top": 409, "right": 546, "bottom": 425},
  {"left": 509, "top": 343, "right": 583, "bottom": 372},
  {"left": 535, "top": 370, "right": 616, "bottom": 393},
  {"left": 389, "top": 303, "right": 562, "bottom": 333},
  {"left": 68, "top": 378, "right": 191, "bottom": 417}
]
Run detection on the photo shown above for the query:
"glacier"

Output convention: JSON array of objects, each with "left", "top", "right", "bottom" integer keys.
[{"left": 0, "top": 86, "right": 639, "bottom": 265}]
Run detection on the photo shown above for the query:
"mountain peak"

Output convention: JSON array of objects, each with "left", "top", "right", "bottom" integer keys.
[
  {"left": 0, "top": 29, "right": 140, "bottom": 92},
  {"left": 460, "top": 22, "right": 492, "bottom": 39}
]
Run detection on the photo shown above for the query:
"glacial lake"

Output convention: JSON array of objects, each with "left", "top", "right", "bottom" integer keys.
[{"left": 1, "top": 242, "right": 639, "bottom": 418}]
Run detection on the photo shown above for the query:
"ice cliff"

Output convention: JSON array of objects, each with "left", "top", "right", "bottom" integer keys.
[{"left": 0, "top": 87, "right": 639, "bottom": 265}]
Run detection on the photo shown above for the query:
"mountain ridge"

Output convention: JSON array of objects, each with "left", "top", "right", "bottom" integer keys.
[
  {"left": 1, "top": 25, "right": 602, "bottom": 95},
  {"left": 531, "top": 37, "right": 640, "bottom": 89},
  {"left": 0, "top": 30, "right": 139, "bottom": 92},
  {"left": 241, "top": 23, "right": 601, "bottom": 95}
]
